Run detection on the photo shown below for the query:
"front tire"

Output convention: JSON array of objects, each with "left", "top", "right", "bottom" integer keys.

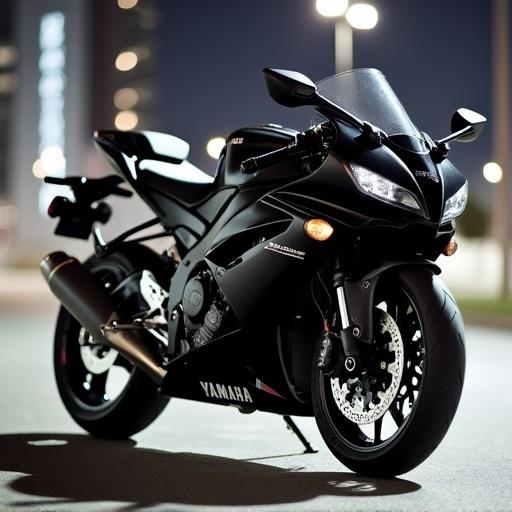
[
  {"left": 312, "top": 268, "right": 465, "bottom": 476},
  {"left": 54, "top": 245, "right": 170, "bottom": 439}
]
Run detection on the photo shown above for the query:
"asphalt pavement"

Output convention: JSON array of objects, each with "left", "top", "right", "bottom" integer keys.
[{"left": 0, "top": 305, "right": 511, "bottom": 512}]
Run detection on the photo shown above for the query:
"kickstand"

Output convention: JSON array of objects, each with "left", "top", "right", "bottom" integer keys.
[{"left": 283, "top": 415, "right": 318, "bottom": 454}]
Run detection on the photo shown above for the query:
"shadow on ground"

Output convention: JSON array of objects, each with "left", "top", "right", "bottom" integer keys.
[{"left": 0, "top": 433, "right": 421, "bottom": 508}]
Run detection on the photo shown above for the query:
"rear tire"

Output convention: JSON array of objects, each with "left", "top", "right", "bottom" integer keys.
[
  {"left": 312, "top": 268, "right": 465, "bottom": 476},
  {"left": 54, "top": 245, "right": 170, "bottom": 439}
]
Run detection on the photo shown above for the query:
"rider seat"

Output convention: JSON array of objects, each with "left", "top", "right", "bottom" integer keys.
[{"left": 94, "top": 130, "right": 223, "bottom": 208}]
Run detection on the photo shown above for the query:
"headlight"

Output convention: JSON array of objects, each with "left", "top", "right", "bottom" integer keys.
[
  {"left": 349, "top": 164, "right": 423, "bottom": 213},
  {"left": 442, "top": 182, "right": 468, "bottom": 223}
]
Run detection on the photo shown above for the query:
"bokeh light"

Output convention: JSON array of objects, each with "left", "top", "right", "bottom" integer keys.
[
  {"left": 114, "top": 88, "right": 139, "bottom": 110},
  {"left": 0, "top": 73, "right": 17, "bottom": 93},
  {"left": 0, "top": 46, "right": 18, "bottom": 68},
  {"left": 118, "top": 0, "right": 138, "bottom": 9},
  {"left": 40, "top": 146, "right": 66, "bottom": 174},
  {"left": 483, "top": 162, "right": 503, "bottom": 184},
  {"left": 346, "top": 3, "right": 379, "bottom": 29},
  {"left": 115, "top": 51, "right": 138, "bottom": 71},
  {"left": 206, "top": 137, "right": 226, "bottom": 159},
  {"left": 315, "top": 0, "right": 349, "bottom": 17},
  {"left": 115, "top": 110, "right": 139, "bottom": 131},
  {"left": 32, "top": 159, "right": 45, "bottom": 179}
]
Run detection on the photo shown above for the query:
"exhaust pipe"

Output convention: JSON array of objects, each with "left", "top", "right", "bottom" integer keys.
[{"left": 41, "top": 251, "right": 167, "bottom": 385}]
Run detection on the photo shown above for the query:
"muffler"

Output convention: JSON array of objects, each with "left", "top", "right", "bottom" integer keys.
[{"left": 41, "top": 251, "right": 167, "bottom": 384}]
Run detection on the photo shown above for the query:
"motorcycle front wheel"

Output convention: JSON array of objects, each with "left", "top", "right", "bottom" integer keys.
[
  {"left": 312, "top": 268, "right": 465, "bottom": 477},
  {"left": 53, "top": 245, "right": 170, "bottom": 439}
]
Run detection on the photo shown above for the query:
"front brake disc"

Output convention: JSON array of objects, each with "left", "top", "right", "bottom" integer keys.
[{"left": 330, "top": 308, "right": 404, "bottom": 424}]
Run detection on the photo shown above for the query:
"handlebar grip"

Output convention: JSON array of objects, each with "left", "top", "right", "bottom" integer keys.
[
  {"left": 240, "top": 157, "right": 259, "bottom": 174},
  {"left": 240, "top": 144, "right": 298, "bottom": 174},
  {"left": 239, "top": 125, "right": 329, "bottom": 175}
]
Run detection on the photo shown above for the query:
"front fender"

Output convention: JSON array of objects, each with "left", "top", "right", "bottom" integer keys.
[{"left": 343, "top": 260, "right": 441, "bottom": 343}]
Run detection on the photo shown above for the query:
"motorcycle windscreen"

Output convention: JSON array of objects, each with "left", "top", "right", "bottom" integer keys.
[{"left": 316, "top": 68, "right": 421, "bottom": 140}]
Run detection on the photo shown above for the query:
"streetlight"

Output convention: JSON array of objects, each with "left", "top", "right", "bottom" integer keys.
[
  {"left": 316, "top": 0, "right": 348, "bottom": 17},
  {"left": 492, "top": 0, "right": 510, "bottom": 299},
  {"left": 316, "top": 1, "right": 378, "bottom": 73}
]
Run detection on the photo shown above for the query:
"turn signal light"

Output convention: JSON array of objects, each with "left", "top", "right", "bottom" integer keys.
[
  {"left": 304, "top": 219, "right": 334, "bottom": 241},
  {"left": 443, "top": 238, "right": 458, "bottom": 256}
]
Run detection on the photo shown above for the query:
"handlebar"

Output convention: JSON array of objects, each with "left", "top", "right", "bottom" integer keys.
[
  {"left": 240, "top": 125, "right": 329, "bottom": 175},
  {"left": 240, "top": 144, "right": 302, "bottom": 174}
]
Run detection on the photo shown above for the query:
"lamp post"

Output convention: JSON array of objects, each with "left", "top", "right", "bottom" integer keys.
[
  {"left": 492, "top": 0, "right": 510, "bottom": 299},
  {"left": 316, "top": 0, "right": 378, "bottom": 73}
]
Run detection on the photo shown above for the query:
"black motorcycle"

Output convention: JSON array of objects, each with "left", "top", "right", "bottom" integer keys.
[{"left": 41, "top": 68, "right": 485, "bottom": 476}]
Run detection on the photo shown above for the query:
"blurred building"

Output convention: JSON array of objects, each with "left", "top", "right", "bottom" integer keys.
[
  {"left": 1, "top": 0, "right": 498, "bottom": 271},
  {"left": 0, "top": 0, "right": 18, "bottom": 251},
  {"left": 0, "top": 0, "right": 17, "bottom": 194},
  {"left": 4, "top": 0, "right": 159, "bottom": 262}
]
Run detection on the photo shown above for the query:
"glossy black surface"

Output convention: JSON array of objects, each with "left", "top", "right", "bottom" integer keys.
[{"left": 47, "top": 68, "right": 480, "bottom": 416}]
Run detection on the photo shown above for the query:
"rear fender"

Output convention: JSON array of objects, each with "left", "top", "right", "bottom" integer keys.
[{"left": 343, "top": 260, "right": 441, "bottom": 344}]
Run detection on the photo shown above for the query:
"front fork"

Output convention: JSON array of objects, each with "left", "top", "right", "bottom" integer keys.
[
  {"left": 334, "top": 284, "right": 363, "bottom": 374},
  {"left": 317, "top": 269, "right": 369, "bottom": 378},
  {"left": 317, "top": 258, "right": 441, "bottom": 377}
]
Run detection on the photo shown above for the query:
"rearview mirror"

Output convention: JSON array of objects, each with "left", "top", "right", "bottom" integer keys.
[
  {"left": 449, "top": 108, "right": 487, "bottom": 142},
  {"left": 263, "top": 68, "right": 318, "bottom": 107}
]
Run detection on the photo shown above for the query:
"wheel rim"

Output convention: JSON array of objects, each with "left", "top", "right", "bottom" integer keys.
[
  {"left": 59, "top": 265, "right": 136, "bottom": 411},
  {"left": 320, "top": 283, "right": 425, "bottom": 450}
]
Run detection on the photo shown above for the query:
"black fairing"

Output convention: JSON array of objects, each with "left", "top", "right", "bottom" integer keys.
[
  {"left": 275, "top": 121, "right": 425, "bottom": 224},
  {"left": 94, "top": 127, "right": 305, "bottom": 229},
  {"left": 91, "top": 116, "right": 467, "bottom": 416},
  {"left": 94, "top": 130, "right": 238, "bottom": 250},
  {"left": 276, "top": 120, "right": 466, "bottom": 227},
  {"left": 437, "top": 158, "right": 467, "bottom": 199},
  {"left": 47, "top": 62, "right": 482, "bottom": 422},
  {"left": 161, "top": 187, "right": 331, "bottom": 415}
]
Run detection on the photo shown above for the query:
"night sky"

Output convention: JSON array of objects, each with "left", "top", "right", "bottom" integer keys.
[{"left": 153, "top": 0, "right": 501, "bottom": 205}]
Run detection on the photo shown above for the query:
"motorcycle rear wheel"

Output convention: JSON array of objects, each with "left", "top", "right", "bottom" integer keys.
[
  {"left": 312, "top": 268, "right": 465, "bottom": 476},
  {"left": 53, "top": 245, "right": 170, "bottom": 439}
]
